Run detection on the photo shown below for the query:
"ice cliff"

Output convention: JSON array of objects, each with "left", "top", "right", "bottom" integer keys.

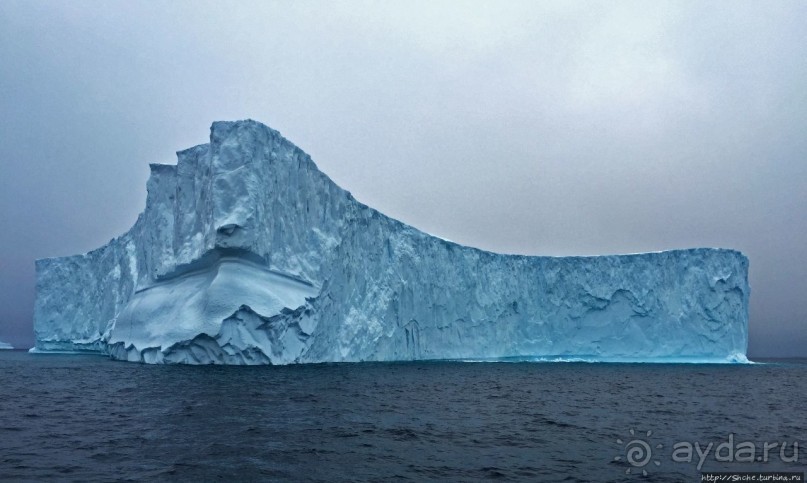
[{"left": 32, "top": 120, "right": 750, "bottom": 364}]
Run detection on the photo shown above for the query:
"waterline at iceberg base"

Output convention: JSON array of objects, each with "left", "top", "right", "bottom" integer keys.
[{"left": 33, "top": 120, "right": 749, "bottom": 364}]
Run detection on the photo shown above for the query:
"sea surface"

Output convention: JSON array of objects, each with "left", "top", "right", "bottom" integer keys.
[{"left": 0, "top": 351, "right": 804, "bottom": 482}]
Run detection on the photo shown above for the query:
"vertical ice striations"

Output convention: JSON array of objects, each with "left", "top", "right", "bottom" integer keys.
[{"left": 32, "top": 120, "right": 750, "bottom": 364}]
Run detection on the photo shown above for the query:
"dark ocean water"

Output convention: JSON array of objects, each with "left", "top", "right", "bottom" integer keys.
[{"left": 0, "top": 351, "right": 804, "bottom": 482}]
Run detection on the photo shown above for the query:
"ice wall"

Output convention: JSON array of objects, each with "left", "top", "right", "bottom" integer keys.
[{"left": 33, "top": 120, "right": 750, "bottom": 364}]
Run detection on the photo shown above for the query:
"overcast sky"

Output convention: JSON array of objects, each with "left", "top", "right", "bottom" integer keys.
[{"left": 1, "top": 1, "right": 805, "bottom": 356}]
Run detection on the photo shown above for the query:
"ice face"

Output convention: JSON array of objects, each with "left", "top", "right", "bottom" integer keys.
[
  {"left": 32, "top": 120, "right": 750, "bottom": 364},
  {"left": 0, "top": 341, "right": 13, "bottom": 350}
]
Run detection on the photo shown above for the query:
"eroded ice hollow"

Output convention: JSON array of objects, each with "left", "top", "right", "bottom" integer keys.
[{"left": 32, "top": 120, "right": 750, "bottom": 364}]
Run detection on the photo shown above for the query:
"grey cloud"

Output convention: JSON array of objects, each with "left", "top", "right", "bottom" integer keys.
[{"left": 1, "top": 1, "right": 804, "bottom": 356}]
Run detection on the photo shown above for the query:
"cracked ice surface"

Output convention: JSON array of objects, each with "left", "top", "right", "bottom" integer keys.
[{"left": 32, "top": 120, "right": 750, "bottom": 364}]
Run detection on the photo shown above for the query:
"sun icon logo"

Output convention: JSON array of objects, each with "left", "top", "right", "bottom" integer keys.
[{"left": 614, "top": 429, "right": 663, "bottom": 476}]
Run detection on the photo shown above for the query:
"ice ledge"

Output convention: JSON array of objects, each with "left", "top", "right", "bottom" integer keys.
[
  {"left": 455, "top": 352, "right": 752, "bottom": 364},
  {"left": 105, "top": 303, "right": 315, "bottom": 365}
]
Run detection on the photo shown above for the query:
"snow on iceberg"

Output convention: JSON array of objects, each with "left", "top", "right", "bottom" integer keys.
[{"left": 32, "top": 120, "right": 750, "bottom": 364}]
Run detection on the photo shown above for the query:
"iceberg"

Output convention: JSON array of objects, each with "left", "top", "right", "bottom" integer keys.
[
  {"left": 0, "top": 341, "right": 13, "bottom": 350},
  {"left": 32, "top": 120, "right": 750, "bottom": 364}
]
